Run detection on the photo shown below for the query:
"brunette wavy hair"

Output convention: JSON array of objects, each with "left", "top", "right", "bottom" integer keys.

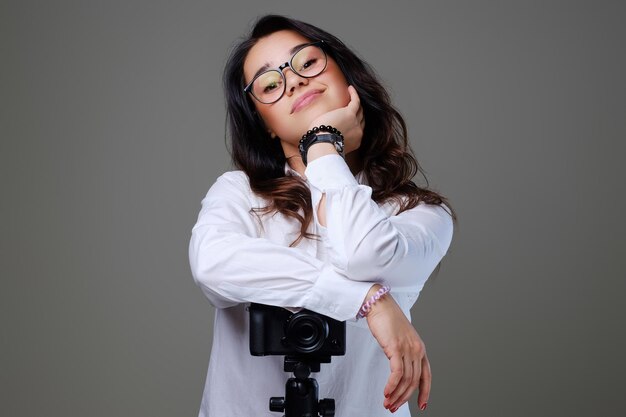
[{"left": 223, "top": 14, "right": 457, "bottom": 247}]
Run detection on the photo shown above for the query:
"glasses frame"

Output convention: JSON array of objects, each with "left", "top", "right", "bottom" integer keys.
[{"left": 243, "top": 40, "right": 328, "bottom": 104}]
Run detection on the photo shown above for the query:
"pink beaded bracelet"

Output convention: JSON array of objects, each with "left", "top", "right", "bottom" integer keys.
[{"left": 357, "top": 285, "right": 391, "bottom": 319}]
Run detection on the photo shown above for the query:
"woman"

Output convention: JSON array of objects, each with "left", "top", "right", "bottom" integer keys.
[{"left": 189, "top": 14, "right": 457, "bottom": 416}]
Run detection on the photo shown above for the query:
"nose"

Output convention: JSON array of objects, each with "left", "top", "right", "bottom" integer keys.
[{"left": 283, "top": 65, "right": 308, "bottom": 95}]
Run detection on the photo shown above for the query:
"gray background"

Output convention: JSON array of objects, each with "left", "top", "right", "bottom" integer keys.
[{"left": 2, "top": 1, "right": 625, "bottom": 416}]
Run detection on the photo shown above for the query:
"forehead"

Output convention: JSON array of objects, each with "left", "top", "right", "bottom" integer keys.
[{"left": 243, "top": 30, "right": 313, "bottom": 83}]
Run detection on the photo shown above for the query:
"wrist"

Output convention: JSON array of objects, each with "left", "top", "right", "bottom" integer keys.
[
  {"left": 365, "top": 284, "right": 383, "bottom": 299},
  {"left": 299, "top": 125, "right": 345, "bottom": 166},
  {"left": 365, "top": 290, "right": 393, "bottom": 318},
  {"left": 307, "top": 142, "right": 337, "bottom": 162},
  {"left": 357, "top": 284, "right": 391, "bottom": 320}
]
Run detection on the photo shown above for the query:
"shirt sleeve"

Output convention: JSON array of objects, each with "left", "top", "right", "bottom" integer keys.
[
  {"left": 304, "top": 154, "right": 454, "bottom": 294},
  {"left": 188, "top": 171, "right": 375, "bottom": 321}
]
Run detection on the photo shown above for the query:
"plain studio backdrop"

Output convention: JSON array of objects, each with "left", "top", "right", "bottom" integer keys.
[{"left": 2, "top": 1, "right": 625, "bottom": 416}]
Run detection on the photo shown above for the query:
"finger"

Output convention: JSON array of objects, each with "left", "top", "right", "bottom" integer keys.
[
  {"left": 387, "top": 356, "right": 414, "bottom": 409},
  {"left": 347, "top": 85, "right": 361, "bottom": 113},
  {"left": 357, "top": 106, "right": 365, "bottom": 130},
  {"left": 356, "top": 104, "right": 363, "bottom": 121},
  {"left": 395, "top": 359, "right": 422, "bottom": 410},
  {"left": 384, "top": 354, "right": 404, "bottom": 401},
  {"left": 417, "top": 354, "right": 432, "bottom": 410}
]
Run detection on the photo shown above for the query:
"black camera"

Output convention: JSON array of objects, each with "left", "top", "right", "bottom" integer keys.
[{"left": 249, "top": 303, "right": 345, "bottom": 357}]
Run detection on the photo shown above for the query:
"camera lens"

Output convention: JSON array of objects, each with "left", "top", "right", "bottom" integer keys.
[{"left": 285, "top": 313, "right": 329, "bottom": 353}]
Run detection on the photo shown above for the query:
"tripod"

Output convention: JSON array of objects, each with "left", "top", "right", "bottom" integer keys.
[{"left": 268, "top": 355, "right": 335, "bottom": 417}]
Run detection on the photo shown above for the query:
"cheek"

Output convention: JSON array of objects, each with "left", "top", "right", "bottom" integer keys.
[
  {"left": 326, "top": 82, "right": 350, "bottom": 109},
  {"left": 258, "top": 105, "right": 291, "bottom": 135},
  {"left": 337, "top": 85, "right": 350, "bottom": 105},
  {"left": 327, "top": 73, "right": 350, "bottom": 105}
]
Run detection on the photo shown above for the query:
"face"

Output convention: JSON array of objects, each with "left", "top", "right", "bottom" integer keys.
[{"left": 243, "top": 30, "right": 350, "bottom": 152}]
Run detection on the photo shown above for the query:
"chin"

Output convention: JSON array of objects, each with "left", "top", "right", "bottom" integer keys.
[
  {"left": 304, "top": 96, "right": 343, "bottom": 120},
  {"left": 305, "top": 105, "right": 329, "bottom": 121}
]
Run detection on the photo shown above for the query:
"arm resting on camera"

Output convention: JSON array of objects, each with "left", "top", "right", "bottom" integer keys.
[{"left": 188, "top": 171, "right": 374, "bottom": 321}]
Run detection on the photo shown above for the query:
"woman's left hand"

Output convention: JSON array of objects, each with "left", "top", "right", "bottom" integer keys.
[
  {"left": 365, "top": 286, "right": 431, "bottom": 412},
  {"left": 308, "top": 85, "right": 364, "bottom": 155}
]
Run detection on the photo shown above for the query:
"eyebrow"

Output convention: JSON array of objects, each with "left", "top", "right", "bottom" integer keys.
[{"left": 250, "top": 42, "right": 311, "bottom": 82}]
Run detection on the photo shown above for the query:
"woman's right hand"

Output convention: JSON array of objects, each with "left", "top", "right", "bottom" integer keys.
[
  {"left": 307, "top": 85, "right": 364, "bottom": 155},
  {"left": 365, "top": 285, "right": 431, "bottom": 413}
]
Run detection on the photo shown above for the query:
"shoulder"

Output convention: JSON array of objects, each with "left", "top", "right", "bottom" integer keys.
[
  {"left": 216, "top": 170, "right": 250, "bottom": 187},
  {"left": 207, "top": 170, "right": 250, "bottom": 192},
  {"left": 410, "top": 201, "right": 454, "bottom": 230},
  {"left": 416, "top": 202, "right": 454, "bottom": 253},
  {"left": 203, "top": 170, "right": 254, "bottom": 203}
]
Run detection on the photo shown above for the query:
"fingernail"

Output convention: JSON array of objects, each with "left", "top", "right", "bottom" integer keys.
[
  {"left": 420, "top": 402, "right": 428, "bottom": 411},
  {"left": 391, "top": 406, "right": 398, "bottom": 413}
]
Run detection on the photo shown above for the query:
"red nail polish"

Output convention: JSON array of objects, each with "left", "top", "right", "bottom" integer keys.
[
  {"left": 420, "top": 402, "right": 428, "bottom": 411},
  {"left": 391, "top": 406, "right": 398, "bottom": 413}
]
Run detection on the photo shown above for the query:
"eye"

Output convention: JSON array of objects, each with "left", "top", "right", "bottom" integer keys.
[
  {"left": 255, "top": 71, "right": 283, "bottom": 95},
  {"left": 300, "top": 59, "right": 317, "bottom": 71},
  {"left": 263, "top": 82, "right": 278, "bottom": 93}
]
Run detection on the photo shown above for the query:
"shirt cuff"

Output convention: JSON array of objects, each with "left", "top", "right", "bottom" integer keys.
[
  {"left": 303, "top": 264, "right": 374, "bottom": 321},
  {"left": 305, "top": 154, "right": 358, "bottom": 191}
]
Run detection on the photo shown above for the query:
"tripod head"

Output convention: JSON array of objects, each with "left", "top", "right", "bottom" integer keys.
[{"left": 269, "top": 356, "right": 335, "bottom": 417}]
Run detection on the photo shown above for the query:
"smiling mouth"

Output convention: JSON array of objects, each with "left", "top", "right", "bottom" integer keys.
[{"left": 292, "top": 91, "right": 323, "bottom": 113}]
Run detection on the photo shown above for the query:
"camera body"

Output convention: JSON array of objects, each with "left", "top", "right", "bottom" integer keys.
[{"left": 249, "top": 303, "right": 346, "bottom": 357}]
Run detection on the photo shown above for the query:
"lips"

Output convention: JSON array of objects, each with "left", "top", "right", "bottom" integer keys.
[{"left": 291, "top": 89, "right": 324, "bottom": 114}]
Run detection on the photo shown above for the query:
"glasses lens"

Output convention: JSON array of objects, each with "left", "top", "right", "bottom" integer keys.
[
  {"left": 292, "top": 45, "right": 327, "bottom": 77},
  {"left": 252, "top": 70, "right": 284, "bottom": 104}
]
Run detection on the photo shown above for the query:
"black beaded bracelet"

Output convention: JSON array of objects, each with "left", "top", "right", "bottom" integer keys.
[
  {"left": 298, "top": 125, "right": 345, "bottom": 165},
  {"left": 301, "top": 124, "right": 343, "bottom": 141}
]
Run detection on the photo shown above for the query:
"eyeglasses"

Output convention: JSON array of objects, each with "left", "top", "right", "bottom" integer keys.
[{"left": 243, "top": 40, "right": 328, "bottom": 104}]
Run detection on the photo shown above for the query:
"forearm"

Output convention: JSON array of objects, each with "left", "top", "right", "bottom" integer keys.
[
  {"left": 307, "top": 141, "right": 336, "bottom": 227},
  {"left": 189, "top": 171, "right": 377, "bottom": 321}
]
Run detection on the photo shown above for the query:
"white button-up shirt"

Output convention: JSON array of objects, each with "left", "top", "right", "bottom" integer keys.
[{"left": 189, "top": 154, "right": 453, "bottom": 417}]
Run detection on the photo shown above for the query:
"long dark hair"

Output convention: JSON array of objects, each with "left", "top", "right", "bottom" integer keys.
[{"left": 223, "top": 14, "right": 457, "bottom": 247}]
